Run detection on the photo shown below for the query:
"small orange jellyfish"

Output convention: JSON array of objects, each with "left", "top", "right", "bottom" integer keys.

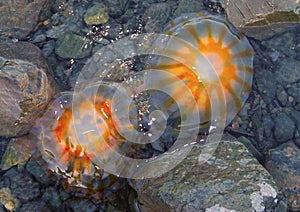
[{"left": 147, "top": 12, "right": 254, "bottom": 128}]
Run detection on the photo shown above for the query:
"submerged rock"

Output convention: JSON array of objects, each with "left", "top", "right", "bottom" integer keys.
[
  {"left": 130, "top": 140, "right": 286, "bottom": 211},
  {"left": 0, "top": 0, "right": 52, "bottom": 39},
  {"left": 142, "top": 3, "right": 172, "bottom": 33},
  {"left": 55, "top": 32, "right": 92, "bottom": 59},
  {"left": 0, "top": 39, "right": 56, "bottom": 137},
  {"left": 265, "top": 141, "right": 300, "bottom": 211},
  {"left": 0, "top": 187, "right": 20, "bottom": 212},
  {"left": 0, "top": 137, "right": 31, "bottom": 171},
  {"left": 84, "top": 3, "right": 109, "bottom": 25},
  {"left": 218, "top": 0, "right": 300, "bottom": 40}
]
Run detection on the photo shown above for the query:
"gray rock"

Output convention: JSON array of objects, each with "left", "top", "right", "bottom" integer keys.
[
  {"left": 18, "top": 200, "right": 51, "bottom": 212},
  {"left": 42, "top": 40, "right": 56, "bottom": 57},
  {"left": 274, "top": 112, "right": 295, "bottom": 143},
  {"left": 42, "top": 187, "right": 62, "bottom": 210},
  {"left": 3, "top": 168, "right": 41, "bottom": 202},
  {"left": 142, "top": 3, "right": 172, "bottom": 33},
  {"left": 276, "top": 86, "right": 288, "bottom": 106},
  {"left": 265, "top": 141, "right": 300, "bottom": 211},
  {"left": 64, "top": 198, "right": 97, "bottom": 212},
  {"left": 291, "top": 110, "right": 300, "bottom": 130},
  {"left": 276, "top": 59, "right": 300, "bottom": 85},
  {"left": 103, "top": 0, "right": 128, "bottom": 17},
  {"left": 55, "top": 32, "right": 92, "bottom": 59},
  {"left": 287, "top": 86, "right": 300, "bottom": 103},
  {"left": 26, "top": 158, "right": 57, "bottom": 186},
  {"left": 255, "top": 69, "right": 276, "bottom": 104},
  {"left": 0, "top": 137, "right": 10, "bottom": 168},
  {"left": 0, "top": 0, "right": 52, "bottom": 39},
  {"left": 130, "top": 140, "right": 286, "bottom": 211},
  {"left": 174, "top": 0, "right": 206, "bottom": 17}
]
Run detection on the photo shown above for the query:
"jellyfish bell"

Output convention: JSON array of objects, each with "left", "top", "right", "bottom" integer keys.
[{"left": 147, "top": 12, "right": 254, "bottom": 129}]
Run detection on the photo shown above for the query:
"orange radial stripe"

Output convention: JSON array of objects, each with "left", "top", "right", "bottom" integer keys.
[
  {"left": 232, "top": 50, "right": 254, "bottom": 59},
  {"left": 237, "top": 65, "right": 253, "bottom": 73},
  {"left": 185, "top": 25, "right": 201, "bottom": 44},
  {"left": 235, "top": 76, "right": 251, "bottom": 91},
  {"left": 218, "top": 27, "right": 228, "bottom": 44},
  {"left": 206, "top": 22, "right": 212, "bottom": 38},
  {"left": 227, "top": 39, "right": 239, "bottom": 49}
]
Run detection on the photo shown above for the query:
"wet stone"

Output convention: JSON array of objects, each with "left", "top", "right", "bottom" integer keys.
[
  {"left": 265, "top": 141, "right": 300, "bottom": 211},
  {"left": 103, "top": 0, "right": 128, "bottom": 17},
  {"left": 0, "top": 137, "right": 31, "bottom": 171},
  {"left": 64, "top": 198, "right": 97, "bottom": 212},
  {"left": 254, "top": 69, "right": 276, "bottom": 104},
  {"left": 276, "top": 86, "right": 288, "bottom": 106},
  {"left": 0, "top": 57, "right": 53, "bottom": 137},
  {"left": 26, "top": 157, "right": 56, "bottom": 186},
  {"left": 142, "top": 3, "right": 172, "bottom": 33},
  {"left": 276, "top": 58, "right": 300, "bottom": 84},
  {"left": 287, "top": 86, "right": 300, "bottom": 103},
  {"left": 41, "top": 40, "right": 56, "bottom": 58},
  {"left": 3, "top": 168, "right": 41, "bottom": 202},
  {"left": 42, "top": 187, "right": 62, "bottom": 210},
  {"left": 174, "top": 0, "right": 206, "bottom": 17},
  {"left": 131, "top": 140, "right": 286, "bottom": 211},
  {"left": 0, "top": 137, "right": 10, "bottom": 167},
  {"left": 274, "top": 112, "right": 295, "bottom": 143},
  {"left": 84, "top": 3, "right": 109, "bottom": 25},
  {"left": 291, "top": 110, "right": 300, "bottom": 130},
  {"left": 55, "top": 32, "right": 92, "bottom": 59},
  {"left": 18, "top": 200, "right": 51, "bottom": 212},
  {"left": 0, "top": 0, "right": 51, "bottom": 39}
]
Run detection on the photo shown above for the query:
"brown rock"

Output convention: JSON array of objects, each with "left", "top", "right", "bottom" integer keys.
[
  {"left": 0, "top": 0, "right": 52, "bottom": 39},
  {"left": 0, "top": 39, "right": 56, "bottom": 137},
  {"left": 219, "top": 0, "right": 300, "bottom": 40}
]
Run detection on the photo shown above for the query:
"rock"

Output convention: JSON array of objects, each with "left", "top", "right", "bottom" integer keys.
[
  {"left": 0, "top": 137, "right": 31, "bottom": 171},
  {"left": 174, "top": 0, "right": 206, "bottom": 17},
  {"left": 142, "top": 3, "right": 172, "bottom": 33},
  {"left": 84, "top": 3, "right": 109, "bottom": 25},
  {"left": 0, "top": 187, "right": 20, "bottom": 212},
  {"left": 18, "top": 200, "right": 51, "bottom": 212},
  {"left": 0, "top": 39, "right": 56, "bottom": 137},
  {"left": 219, "top": 0, "right": 299, "bottom": 27},
  {"left": 0, "top": 57, "right": 54, "bottom": 137},
  {"left": 3, "top": 168, "right": 41, "bottom": 202},
  {"left": 103, "top": 0, "right": 128, "bottom": 17},
  {"left": 42, "top": 187, "right": 62, "bottom": 210},
  {"left": 275, "top": 58, "right": 300, "bottom": 85},
  {"left": 254, "top": 69, "right": 276, "bottom": 104},
  {"left": 274, "top": 112, "right": 295, "bottom": 143},
  {"left": 237, "top": 136, "right": 264, "bottom": 163},
  {"left": 55, "top": 32, "right": 92, "bottom": 59},
  {"left": 287, "top": 87, "right": 300, "bottom": 103},
  {"left": 64, "top": 198, "right": 97, "bottom": 212},
  {"left": 26, "top": 157, "right": 57, "bottom": 186},
  {"left": 130, "top": 140, "right": 286, "bottom": 211},
  {"left": 0, "top": 137, "right": 10, "bottom": 167},
  {"left": 265, "top": 141, "right": 300, "bottom": 211},
  {"left": 0, "top": 0, "right": 52, "bottom": 39}
]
